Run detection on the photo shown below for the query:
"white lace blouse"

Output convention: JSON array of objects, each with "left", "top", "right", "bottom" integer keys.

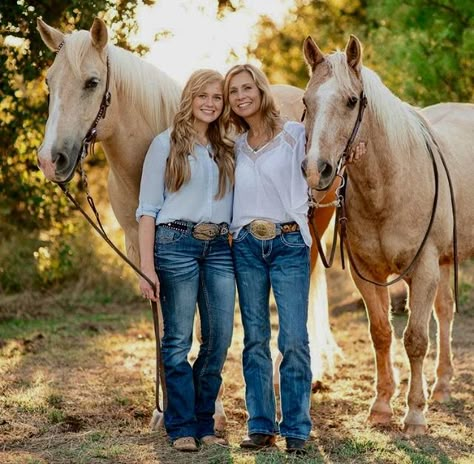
[{"left": 230, "top": 121, "right": 311, "bottom": 246}]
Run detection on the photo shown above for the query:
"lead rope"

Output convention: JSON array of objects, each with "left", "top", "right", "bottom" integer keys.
[{"left": 59, "top": 177, "right": 167, "bottom": 412}]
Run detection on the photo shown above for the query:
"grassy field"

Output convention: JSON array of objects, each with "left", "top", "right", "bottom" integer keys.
[{"left": 1, "top": 255, "right": 473, "bottom": 463}]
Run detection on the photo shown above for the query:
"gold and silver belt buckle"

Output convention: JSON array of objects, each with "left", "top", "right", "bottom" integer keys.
[
  {"left": 249, "top": 220, "right": 276, "bottom": 240},
  {"left": 192, "top": 223, "right": 220, "bottom": 240}
]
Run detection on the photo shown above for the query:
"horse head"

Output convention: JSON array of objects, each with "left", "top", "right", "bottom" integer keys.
[
  {"left": 37, "top": 17, "right": 114, "bottom": 183},
  {"left": 302, "top": 35, "right": 365, "bottom": 191}
]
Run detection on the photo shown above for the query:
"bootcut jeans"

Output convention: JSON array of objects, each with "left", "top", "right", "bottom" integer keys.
[
  {"left": 232, "top": 227, "right": 312, "bottom": 441},
  {"left": 155, "top": 226, "right": 235, "bottom": 440}
]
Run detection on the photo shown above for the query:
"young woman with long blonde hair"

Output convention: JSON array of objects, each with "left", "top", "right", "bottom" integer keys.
[{"left": 137, "top": 69, "right": 235, "bottom": 452}]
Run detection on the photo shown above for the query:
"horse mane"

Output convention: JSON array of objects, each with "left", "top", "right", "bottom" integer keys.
[
  {"left": 64, "top": 30, "right": 182, "bottom": 133},
  {"left": 327, "top": 52, "right": 428, "bottom": 156}
]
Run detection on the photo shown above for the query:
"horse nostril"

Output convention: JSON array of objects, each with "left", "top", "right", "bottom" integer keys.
[
  {"left": 301, "top": 158, "right": 308, "bottom": 176},
  {"left": 317, "top": 160, "right": 334, "bottom": 180},
  {"left": 52, "top": 151, "right": 68, "bottom": 170}
]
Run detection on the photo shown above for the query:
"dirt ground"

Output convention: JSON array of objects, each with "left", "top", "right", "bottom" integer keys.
[{"left": 0, "top": 258, "right": 473, "bottom": 463}]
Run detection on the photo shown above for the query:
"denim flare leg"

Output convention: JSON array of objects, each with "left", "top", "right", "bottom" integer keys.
[
  {"left": 232, "top": 228, "right": 312, "bottom": 440},
  {"left": 155, "top": 226, "right": 235, "bottom": 440}
]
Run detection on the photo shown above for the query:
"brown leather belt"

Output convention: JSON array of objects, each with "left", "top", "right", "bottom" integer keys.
[
  {"left": 160, "top": 220, "right": 229, "bottom": 240},
  {"left": 246, "top": 219, "right": 299, "bottom": 240}
]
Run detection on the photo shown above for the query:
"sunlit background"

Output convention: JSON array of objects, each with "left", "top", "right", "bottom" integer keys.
[{"left": 131, "top": 0, "right": 295, "bottom": 84}]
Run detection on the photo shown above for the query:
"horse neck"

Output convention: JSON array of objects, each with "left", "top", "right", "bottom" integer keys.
[
  {"left": 100, "top": 47, "right": 181, "bottom": 190},
  {"left": 346, "top": 108, "right": 427, "bottom": 214}
]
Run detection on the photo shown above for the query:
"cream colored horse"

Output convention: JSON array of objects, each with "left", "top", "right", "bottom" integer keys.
[
  {"left": 36, "top": 18, "right": 340, "bottom": 432},
  {"left": 301, "top": 34, "right": 474, "bottom": 435}
]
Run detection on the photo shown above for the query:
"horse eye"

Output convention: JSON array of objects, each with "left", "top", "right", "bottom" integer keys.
[
  {"left": 347, "top": 95, "right": 358, "bottom": 109},
  {"left": 85, "top": 78, "right": 99, "bottom": 89},
  {"left": 302, "top": 97, "right": 307, "bottom": 107}
]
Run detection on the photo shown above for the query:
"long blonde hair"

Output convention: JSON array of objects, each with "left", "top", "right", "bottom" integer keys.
[
  {"left": 223, "top": 64, "right": 280, "bottom": 137},
  {"left": 166, "top": 69, "right": 234, "bottom": 198}
]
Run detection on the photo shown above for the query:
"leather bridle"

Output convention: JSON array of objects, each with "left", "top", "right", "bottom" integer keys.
[{"left": 51, "top": 41, "right": 167, "bottom": 411}]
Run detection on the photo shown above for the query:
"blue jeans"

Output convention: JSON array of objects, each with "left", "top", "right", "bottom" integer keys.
[
  {"left": 154, "top": 226, "right": 235, "bottom": 440},
  {"left": 232, "top": 228, "right": 312, "bottom": 440}
]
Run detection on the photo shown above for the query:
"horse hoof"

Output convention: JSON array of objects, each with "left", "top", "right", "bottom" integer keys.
[
  {"left": 214, "top": 415, "right": 227, "bottom": 435},
  {"left": 431, "top": 388, "right": 451, "bottom": 403},
  {"left": 149, "top": 409, "right": 164, "bottom": 431},
  {"left": 367, "top": 410, "right": 392, "bottom": 425},
  {"left": 403, "top": 423, "right": 428, "bottom": 436}
]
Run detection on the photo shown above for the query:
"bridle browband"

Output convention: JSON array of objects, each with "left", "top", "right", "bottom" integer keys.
[
  {"left": 306, "top": 92, "right": 460, "bottom": 312},
  {"left": 51, "top": 40, "right": 167, "bottom": 411}
]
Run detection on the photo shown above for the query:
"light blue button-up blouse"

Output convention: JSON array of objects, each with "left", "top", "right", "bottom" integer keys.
[{"left": 136, "top": 129, "right": 233, "bottom": 225}]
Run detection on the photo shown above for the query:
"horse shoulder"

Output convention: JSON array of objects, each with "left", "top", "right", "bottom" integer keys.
[{"left": 271, "top": 84, "right": 304, "bottom": 122}]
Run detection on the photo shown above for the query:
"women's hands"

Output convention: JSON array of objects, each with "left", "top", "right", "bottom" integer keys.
[
  {"left": 139, "top": 269, "right": 160, "bottom": 302},
  {"left": 347, "top": 141, "right": 366, "bottom": 164}
]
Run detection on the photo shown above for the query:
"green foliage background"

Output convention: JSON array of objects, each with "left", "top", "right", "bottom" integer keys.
[
  {"left": 252, "top": 0, "right": 473, "bottom": 105},
  {"left": 0, "top": 0, "right": 472, "bottom": 297}
]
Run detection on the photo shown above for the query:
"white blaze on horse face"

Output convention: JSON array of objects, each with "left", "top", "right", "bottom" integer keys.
[
  {"left": 38, "top": 87, "right": 62, "bottom": 180},
  {"left": 305, "top": 78, "right": 338, "bottom": 188}
]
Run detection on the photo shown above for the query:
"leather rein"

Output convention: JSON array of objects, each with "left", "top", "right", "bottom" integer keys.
[
  {"left": 52, "top": 42, "right": 167, "bottom": 412},
  {"left": 305, "top": 92, "right": 460, "bottom": 311}
]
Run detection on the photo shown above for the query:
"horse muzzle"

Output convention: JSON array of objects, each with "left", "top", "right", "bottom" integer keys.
[
  {"left": 38, "top": 141, "right": 82, "bottom": 184},
  {"left": 315, "top": 159, "right": 335, "bottom": 191}
]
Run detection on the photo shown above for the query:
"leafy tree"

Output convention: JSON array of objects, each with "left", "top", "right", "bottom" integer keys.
[
  {"left": 367, "top": 0, "right": 473, "bottom": 105},
  {"left": 249, "top": 0, "right": 472, "bottom": 106},
  {"left": 250, "top": 0, "right": 369, "bottom": 89},
  {"left": 0, "top": 0, "right": 155, "bottom": 230}
]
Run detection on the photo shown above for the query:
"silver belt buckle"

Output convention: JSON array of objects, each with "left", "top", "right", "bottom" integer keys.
[
  {"left": 193, "top": 223, "right": 219, "bottom": 240},
  {"left": 249, "top": 220, "right": 276, "bottom": 240}
]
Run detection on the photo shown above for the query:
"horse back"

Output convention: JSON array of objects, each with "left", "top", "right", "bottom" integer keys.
[{"left": 422, "top": 103, "right": 474, "bottom": 259}]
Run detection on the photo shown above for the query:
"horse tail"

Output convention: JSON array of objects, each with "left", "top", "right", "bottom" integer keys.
[{"left": 307, "top": 232, "right": 342, "bottom": 381}]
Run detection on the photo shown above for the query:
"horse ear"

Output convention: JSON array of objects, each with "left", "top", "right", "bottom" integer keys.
[
  {"left": 37, "top": 17, "right": 65, "bottom": 52},
  {"left": 90, "top": 17, "right": 108, "bottom": 50},
  {"left": 345, "top": 34, "right": 362, "bottom": 74},
  {"left": 303, "top": 36, "right": 325, "bottom": 73}
]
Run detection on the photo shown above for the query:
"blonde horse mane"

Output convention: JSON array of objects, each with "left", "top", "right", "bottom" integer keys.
[
  {"left": 63, "top": 30, "right": 181, "bottom": 133},
  {"left": 327, "top": 52, "right": 427, "bottom": 156}
]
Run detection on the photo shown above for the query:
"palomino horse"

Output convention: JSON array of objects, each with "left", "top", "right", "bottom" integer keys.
[
  {"left": 36, "top": 18, "right": 340, "bottom": 431},
  {"left": 301, "top": 34, "right": 474, "bottom": 435}
]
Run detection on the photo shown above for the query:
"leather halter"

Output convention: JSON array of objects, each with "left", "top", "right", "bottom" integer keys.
[{"left": 51, "top": 41, "right": 167, "bottom": 410}]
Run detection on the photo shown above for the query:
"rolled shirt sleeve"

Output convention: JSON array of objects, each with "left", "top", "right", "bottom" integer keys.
[{"left": 135, "top": 132, "right": 169, "bottom": 222}]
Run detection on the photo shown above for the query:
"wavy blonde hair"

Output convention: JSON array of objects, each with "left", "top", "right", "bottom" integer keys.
[
  {"left": 166, "top": 69, "right": 234, "bottom": 198},
  {"left": 223, "top": 64, "right": 280, "bottom": 137}
]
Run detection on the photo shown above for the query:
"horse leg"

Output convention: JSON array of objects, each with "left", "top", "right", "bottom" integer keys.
[
  {"left": 431, "top": 264, "right": 454, "bottom": 402},
  {"left": 403, "top": 256, "right": 440, "bottom": 435},
  {"left": 351, "top": 270, "right": 395, "bottom": 425}
]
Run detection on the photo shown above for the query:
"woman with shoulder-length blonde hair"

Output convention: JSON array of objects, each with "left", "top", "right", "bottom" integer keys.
[
  {"left": 223, "top": 62, "right": 312, "bottom": 454},
  {"left": 136, "top": 68, "right": 235, "bottom": 452},
  {"left": 223, "top": 63, "right": 365, "bottom": 454}
]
